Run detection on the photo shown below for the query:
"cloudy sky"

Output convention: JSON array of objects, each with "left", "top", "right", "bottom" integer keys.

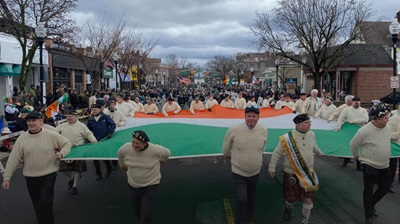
[{"left": 72, "top": 0, "right": 396, "bottom": 66}]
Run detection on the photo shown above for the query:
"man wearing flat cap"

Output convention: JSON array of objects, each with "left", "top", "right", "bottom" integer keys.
[
  {"left": 87, "top": 103, "right": 116, "bottom": 180},
  {"left": 118, "top": 130, "right": 170, "bottom": 223},
  {"left": 222, "top": 105, "right": 268, "bottom": 224},
  {"left": 2, "top": 111, "right": 71, "bottom": 224},
  {"left": 161, "top": 97, "right": 181, "bottom": 117},
  {"left": 350, "top": 104, "right": 392, "bottom": 224},
  {"left": 269, "top": 113, "right": 323, "bottom": 224},
  {"left": 57, "top": 110, "right": 98, "bottom": 195}
]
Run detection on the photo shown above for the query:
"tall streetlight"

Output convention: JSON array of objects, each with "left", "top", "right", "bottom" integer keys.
[
  {"left": 113, "top": 53, "right": 119, "bottom": 90},
  {"left": 35, "top": 22, "right": 46, "bottom": 106},
  {"left": 163, "top": 70, "right": 167, "bottom": 85},
  {"left": 250, "top": 67, "right": 254, "bottom": 86},
  {"left": 389, "top": 18, "right": 400, "bottom": 109},
  {"left": 155, "top": 69, "right": 158, "bottom": 87},
  {"left": 275, "top": 58, "right": 280, "bottom": 91}
]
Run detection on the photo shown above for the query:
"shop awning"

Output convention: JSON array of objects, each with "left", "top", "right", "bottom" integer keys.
[
  {"left": 12, "top": 65, "right": 21, "bottom": 76},
  {"left": 0, "top": 63, "right": 14, "bottom": 77}
]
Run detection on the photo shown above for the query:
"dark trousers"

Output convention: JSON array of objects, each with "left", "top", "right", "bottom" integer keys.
[
  {"left": 25, "top": 172, "right": 57, "bottom": 224},
  {"left": 389, "top": 158, "right": 399, "bottom": 184},
  {"left": 362, "top": 164, "right": 391, "bottom": 219},
  {"left": 129, "top": 184, "right": 159, "bottom": 224},
  {"left": 233, "top": 172, "right": 259, "bottom": 224},
  {"left": 93, "top": 160, "right": 112, "bottom": 176}
]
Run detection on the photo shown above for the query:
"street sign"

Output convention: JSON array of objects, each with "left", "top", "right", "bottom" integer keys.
[{"left": 391, "top": 76, "right": 399, "bottom": 88}]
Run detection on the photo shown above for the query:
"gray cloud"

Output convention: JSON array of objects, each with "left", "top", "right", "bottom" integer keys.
[{"left": 72, "top": 0, "right": 396, "bottom": 66}]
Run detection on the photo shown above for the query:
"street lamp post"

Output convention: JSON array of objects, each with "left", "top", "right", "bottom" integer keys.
[
  {"left": 35, "top": 22, "right": 46, "bottom": 106},
  {"left": 275, "top": 59, "right": 280, "bottom": 91},
  {"left": 113, "top": 53, "right": 119, "bottom": 90},
  {"left": 163, "top": 71, "right": 166, "bottom": 86},
  {"left": 155, "top": 69, "right": 158, "bottom": 87},
  {"left": 389, "top": 18, "right": 400, "bottom": 109},
  {"left": 250, "top": 67, "right": 254, "bottom": 86}
]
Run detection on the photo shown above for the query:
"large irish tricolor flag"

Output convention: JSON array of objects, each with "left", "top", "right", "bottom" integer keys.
[{"left": 64, "top": 105, "right": 400, "bottom": 160}]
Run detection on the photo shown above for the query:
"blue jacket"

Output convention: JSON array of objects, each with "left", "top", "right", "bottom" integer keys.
[{"left": 87, "top": 112, "right": 116, "bottom": 141}]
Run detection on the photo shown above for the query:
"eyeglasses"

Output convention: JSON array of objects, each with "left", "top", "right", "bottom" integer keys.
[{"left": 246, "top": 105, "right": 259, "bottom": 109}]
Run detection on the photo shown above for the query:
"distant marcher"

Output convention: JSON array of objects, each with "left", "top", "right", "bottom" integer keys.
[{"left": 162, "top": 97, "right": 181, "bottom": 117}]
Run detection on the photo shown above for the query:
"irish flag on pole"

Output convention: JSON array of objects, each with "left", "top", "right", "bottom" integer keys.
[
  {"left": 45, "top": 93, "right": 69, "bottom": 117},
  {"left": 64, "top": 105, "right": 400, "bottom": 160}
]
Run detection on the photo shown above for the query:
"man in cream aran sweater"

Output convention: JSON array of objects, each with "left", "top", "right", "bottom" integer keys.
[
  {"left": 2, "top": 111, "right": 71, "bottom": 224},
  {"left": 162, "top": 97, "right": 181, "bottom": 117},
  {"left": 234, "top": 92, "right": 247, "bottom": 109},
  {"left": 314, "top": 97, "right": 337, "bottom": 120},
  {"left": 350, "top": 104, "right": 392, "bottom": 224},
  {"left": 302, "top": 89, "right": 322, "bottom": 116},
  {"left": 189, "top": 96, "right": 205, "bottom": 115},
  {"left": 268, "top": 113, "right": 323, "bottom": 224},
  {"left": 57, "top": 110, "right": 98, "bottom": 195},
  {"left": 144, "top": 98, "right": 159, "bottom": 114},
  {"left": 118, "top": 130, "right": 170, "bottom": 224},
  {"left": 336, "top": 97, "right": 368, "bottom": 131},
  {"left": 220, "top": 94, "right": 234, "bottom": 108},
  {"left": 222, "top": 106, "right": 268, "bottom": 224},
  {"left": 106, "top": 100, "right": 127, "bottom": 127}
]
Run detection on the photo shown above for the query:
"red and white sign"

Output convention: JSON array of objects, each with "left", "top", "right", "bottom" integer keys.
[{"left": 391, "top": 76, "right": 399, "bottom": 89}]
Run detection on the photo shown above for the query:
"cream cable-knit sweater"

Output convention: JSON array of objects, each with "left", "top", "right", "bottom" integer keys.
[
  {"left": 205, "top": 99, "right": 219, "bottom": 109},
  {"left": 388, "top": 114, "right": 400, "bottom": 144},
  {"left": 350, "top": 122, "right": 391, "bottom": 169},
  {"left": 337, "top": 106, "right": 369, "bottom": 129},
  {"left": 220, "top": 99, "right": 234, "bottom": 108},
  {"left": 162, "top": 102, "right": 181, "bottom": 116},
  {"left": 118, "top": 142, "right": 170, "bottom": 188},
  {"left": 106, "top": 110, "right": 127, "bottom": 127},
  {"left": 3, "top": 129, "right": 71, "bottom": 180},
  {"left": 189, "top": 101, "right": 205, "bottom": 114},
  {"left": 235, "top": 97, "right": 247, "bottom": 109},
  {"left": 222, "top": 123, "right": 268, "bottom": 177},
  {"left": 315, "top": 104, "right": 337, "bottom": 120},
  {"left": 56, "top": 120, "right": 97, "bottom": 145},
  {"left": 328, "top": 103, "right": 349, "bottom": 121},
  {"left": 144, "top": 103, "right": 159, "bottom": 114},
  {"left": 268, "top": 129, "right": 323, "bottom": 174}
]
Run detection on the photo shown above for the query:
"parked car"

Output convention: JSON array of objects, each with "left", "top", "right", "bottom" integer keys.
[{"left": 379, "top": 93, "right": 400, "bottom": 105}]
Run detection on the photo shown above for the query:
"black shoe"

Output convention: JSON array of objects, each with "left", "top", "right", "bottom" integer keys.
[
  {"left": 96, "top": 175, "right": 102, "bottom": 180},
  {"left": 284, "top": 207, "right": 292, "bottom": 221},
  {"left": 356, "top": 167, "right": 363, "bottom": 171},
  {"left": 341, "top": 161, "right": 348, "bottom": 167},
  {"left": 390, "top": 187, "right": 395, "bottom": 193},
  {"left": 105, "top": 170, "right": 112, "bottom": 177},
  {"left": 67, "top": 180, "right": 73, "bottom": 190},
  {"left": 71, "top": 187, "right": 78, "bottom": 195}
]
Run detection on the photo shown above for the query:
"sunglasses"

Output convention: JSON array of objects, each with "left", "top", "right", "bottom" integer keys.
[{"left": 246, "top": 105, "right": 259, "bottom": 109}]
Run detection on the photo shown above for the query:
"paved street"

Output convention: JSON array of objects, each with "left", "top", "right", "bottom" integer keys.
[{"left": 1, "top": 155, "right": 400, "bottom": 224}]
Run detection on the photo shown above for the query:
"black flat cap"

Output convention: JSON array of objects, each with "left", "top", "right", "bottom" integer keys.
[
  {"left": 132, "top": 130, "right": 150, "bottom": 142},
  {"left": 293, "top": 113, "right": 310, "bottom": 124},
  {"left": 25, "top": 111, "right": 43, "bottom": 120}
]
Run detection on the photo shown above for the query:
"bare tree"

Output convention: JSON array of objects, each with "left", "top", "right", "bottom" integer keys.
[
  {"left": 206, "top": 55, "right": 236, "bottom": 83},
  {"left": 250, "top": 0, "right": 374, "bottom": 91},
  {"left": 0, "top": 0, "right": 77, "bottom": 91},
  {"left": 73, "top": 14, "right": 127, "bottom": 89},
  {"left": 118, "top": 27, "right": 158, "bottom": 88}
]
